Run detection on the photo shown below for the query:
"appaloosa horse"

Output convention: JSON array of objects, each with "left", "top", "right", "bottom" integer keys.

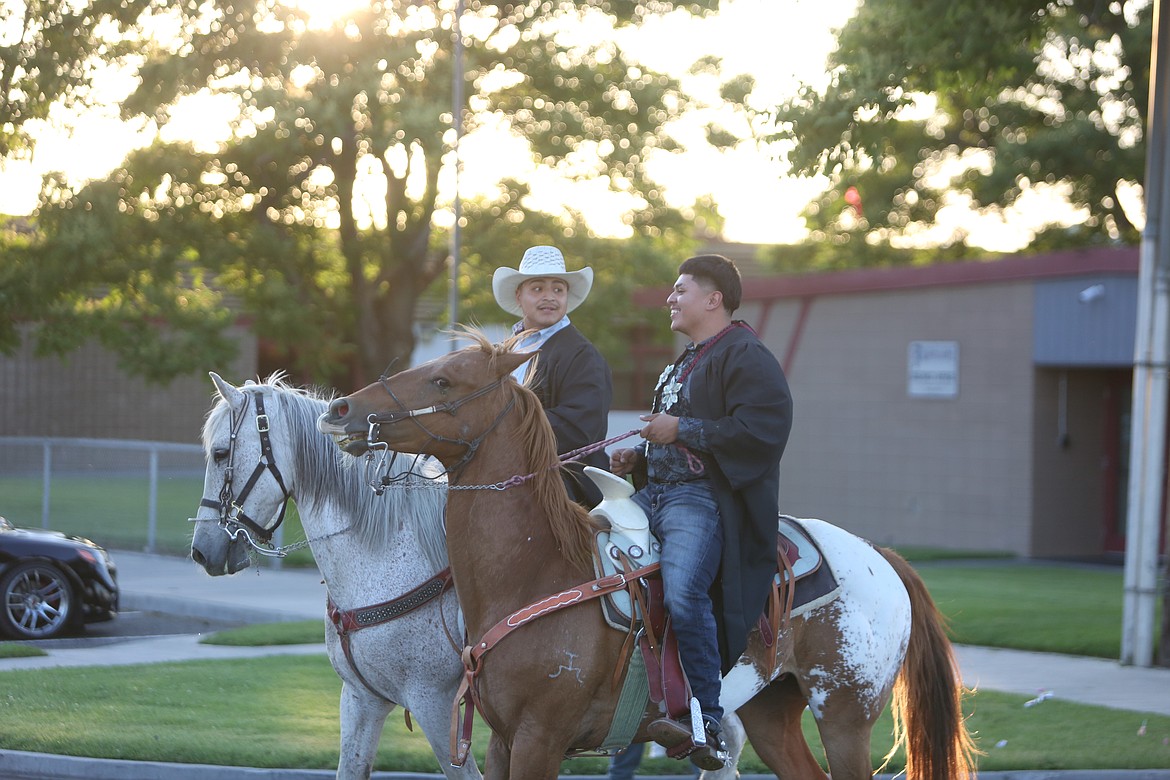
[
  {"left": 317, "top": 332, "right": 977, "bottom": 780},
  {"left": 190, "top": 373, "right": 481, "bottom": 780}
]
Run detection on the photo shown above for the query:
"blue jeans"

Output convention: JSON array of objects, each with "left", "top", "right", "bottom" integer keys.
[
  {"left": 632, "top": 480, "right": 724, "bottom": 722},
  {"left": 607, "top": 743, "right": 644, "bottom": 779},
  {"left": 608, "top": 743, "right": 700, "bottom": 778}
]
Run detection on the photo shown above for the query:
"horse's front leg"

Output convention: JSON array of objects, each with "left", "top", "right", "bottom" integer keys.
[
  {"left": 483, "top": 732, "right": 511, "bottom": 780},
  {"left": 503, "top": 732, "right": 568, "bottom": 780},
  {"left": 336, "top": 682, "right": 394, "bottom": 780},
  {"left": 481, "top": 731, "right": 565, "bottom": 780}
]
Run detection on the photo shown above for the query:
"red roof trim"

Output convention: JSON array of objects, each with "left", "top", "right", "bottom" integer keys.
[{"left": 633, "top": 246, "right": 1139, "bottom": 306}]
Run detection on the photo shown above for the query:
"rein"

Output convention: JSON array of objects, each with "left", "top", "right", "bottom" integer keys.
[
  {"left": 196, "top": 391, "right": 294, "bottom": 554},
  {"left": 357, "top": 358, "right": 641, "bottom": 495},
  {"left": 362, "top": 427, "right": 643, "bottom": 494},
  {"left": 558, "top": 429, "right": 641, "bottom": 464}
]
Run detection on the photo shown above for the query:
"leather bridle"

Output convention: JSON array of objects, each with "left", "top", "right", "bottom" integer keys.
[
  {"left": 199, "top": 390, "right": 292, "bottom": 550},
  {"left": 361, "top": 371, "right": 515, "bottom": 479}
]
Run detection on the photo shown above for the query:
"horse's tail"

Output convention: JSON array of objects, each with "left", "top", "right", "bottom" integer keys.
[{"left": 878, "top": 546, "right": 979, "bottom": 780}]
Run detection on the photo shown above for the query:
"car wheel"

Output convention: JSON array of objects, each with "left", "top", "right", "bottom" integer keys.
[{"left": 0, "top": 561, "right": 77, "bottom": 640}]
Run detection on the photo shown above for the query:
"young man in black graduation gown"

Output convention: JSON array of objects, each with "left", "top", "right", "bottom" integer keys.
[
  {"left": 492, "top": 245, "right": 613, "bottom": 507},
  {"left": 610, "top": 254, "right": 793, "bottom": 771}
]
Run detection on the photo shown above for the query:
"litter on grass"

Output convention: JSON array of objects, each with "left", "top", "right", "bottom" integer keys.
[{"left": 1023, "top": 690, "right": 1053, "bottom": 707}]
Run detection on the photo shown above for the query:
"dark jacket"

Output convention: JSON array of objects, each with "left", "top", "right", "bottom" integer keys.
[
  {"left": 528, "top": 324, "right": 614, "bottom": 508},
  {"left": 637, "top": 323, "right": 793, "bottom": 669}
]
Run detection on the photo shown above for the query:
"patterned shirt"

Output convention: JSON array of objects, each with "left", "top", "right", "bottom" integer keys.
[{"left": 646, "top": 341, "right": 711, "bottom": 483}]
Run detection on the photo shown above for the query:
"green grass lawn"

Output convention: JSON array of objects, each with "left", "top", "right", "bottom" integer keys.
[
  {"left": 914, "top": 562, "right": 1137, "bottom": 658},
  {"left": 0, "top": 474, "right": 316, "bottom": 566},
  {"left": 0, "top": 654, "right": 1166, "bottom": 774},
  {"left": 2, "top": 474, "right": 213, "bottom": 554},
  {"left": 0, "top": 642, "right": 45, "bottom": 659},
  {"left": 1, "top": 561, "right": 1168, "bottom": 773},
  {"left": 0, "top": 474, "right": 1164, "bottom": 775}
]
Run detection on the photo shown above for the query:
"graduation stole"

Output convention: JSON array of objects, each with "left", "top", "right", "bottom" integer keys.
[{"left": 652, "top": 320, "right": 752, "bottom": 412}]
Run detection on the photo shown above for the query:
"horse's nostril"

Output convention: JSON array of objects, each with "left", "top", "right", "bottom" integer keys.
[
  {"left": 191, "top": 548, "right": 205, "bottom": 566},
  {"left": 329, "top": 397, "right": 350, "bottom": 419}
]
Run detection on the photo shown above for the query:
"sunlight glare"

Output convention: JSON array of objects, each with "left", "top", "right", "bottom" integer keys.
[
  {"left": 290, "top": 0, "right": 374, "bottom": 30},
  {"left": 0, "top": 0, "right": 1057, "bottom": 252}
]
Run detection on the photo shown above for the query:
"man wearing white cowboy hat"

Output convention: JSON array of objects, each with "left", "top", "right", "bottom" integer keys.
[{"left": 492, "top": 245, "right": 613, "bottom": 507}]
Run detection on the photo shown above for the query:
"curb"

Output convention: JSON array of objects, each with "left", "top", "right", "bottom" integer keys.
[
  {"left": 3, "top": 752, "right": 1170, "bottom": 780},
  {"left": 119, "top": 592, "right": 313, "bottom": 626}
]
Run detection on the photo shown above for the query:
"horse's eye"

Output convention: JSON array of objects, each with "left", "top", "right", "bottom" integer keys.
[
  {"left": 435, "top": 377, "right": 451, "bottom": 391},
  {"left": 212, "top": 448, "right": 229, "bottom": 463}
]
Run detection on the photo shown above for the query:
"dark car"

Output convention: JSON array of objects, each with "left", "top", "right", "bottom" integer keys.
[{"left": 0, "top": 515, "right": 118, "bottom": 640}]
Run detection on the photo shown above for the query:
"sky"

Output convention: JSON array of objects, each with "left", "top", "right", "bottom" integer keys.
[
  {"left": 436, "top": 0, "right": 866, "bottom": 243},
  {"left": 619, "top": 0, "right": 859, "bottom": 243},
  {"left": 0, "top": 0, "right": 1071, "bottom": 249}
]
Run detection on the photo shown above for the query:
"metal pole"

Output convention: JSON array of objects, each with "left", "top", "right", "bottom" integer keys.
[
  {"left": 40, "top": 442, "right": 51, "bottom": 529},
  {"left": 271, "top": 523, "right": 283, "bottom": 570},
  {"left": 147, "top": 448, "right": 158, "bottom": 553},
  {"left": 1123, "top": 0, "right": 1170, "bottom": 667},
  {"left": 447, "top": 0, "right": 464, "bottom": 351}
]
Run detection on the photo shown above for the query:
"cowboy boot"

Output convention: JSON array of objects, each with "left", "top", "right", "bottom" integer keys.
[{"left": 646, "top": 713, "right": 728, "bottom": 770}]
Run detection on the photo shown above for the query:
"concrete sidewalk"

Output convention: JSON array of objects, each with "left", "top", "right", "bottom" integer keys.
[{"left": 2, "top": 550, "right": 1169, "bottom": 779}]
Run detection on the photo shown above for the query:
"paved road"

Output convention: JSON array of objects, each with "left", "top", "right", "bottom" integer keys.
[{"left": 51, "top": 608, "right": 243, "bottom": 642}]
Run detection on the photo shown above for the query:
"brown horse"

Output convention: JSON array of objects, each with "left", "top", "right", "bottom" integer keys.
[{"left": 317, "top": 331, "right": 977, "bottom": 780}]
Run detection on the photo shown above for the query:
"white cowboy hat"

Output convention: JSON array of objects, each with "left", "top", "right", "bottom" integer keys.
[{"left": 491, "top": 246, "right": 594, "bottom": 317}]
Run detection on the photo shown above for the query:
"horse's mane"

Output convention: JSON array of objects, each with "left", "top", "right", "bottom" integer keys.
[
  {"left": 458, "top": 329, "right": 602, "bottom": 572},
  {"left": 202, "top": 373, "right": 449, "bottom": 571}
]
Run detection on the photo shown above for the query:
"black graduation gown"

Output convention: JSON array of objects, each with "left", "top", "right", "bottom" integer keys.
[
  {"left": 527, "top": 324, "right": 614, "bottom": 508},
  {"left": 650, "top": 323, "right": 793, "bottom": 670}
]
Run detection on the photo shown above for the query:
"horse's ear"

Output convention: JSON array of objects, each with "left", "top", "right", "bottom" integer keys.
[
  {"left": 495, "top": 350, "right": 533, "bottom": 378},
  {"left": 209, "top": 371, "right": 246, "bottom": 408}
]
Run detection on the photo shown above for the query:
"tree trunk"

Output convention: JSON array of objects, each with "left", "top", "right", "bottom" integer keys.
[{"left": 365, "top": 279, "right": 421, "bottom": 379}]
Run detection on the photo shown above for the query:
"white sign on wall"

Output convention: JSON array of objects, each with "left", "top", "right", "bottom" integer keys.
[{"left": 908, "top": 340, "right": 959, "bottom": 399}]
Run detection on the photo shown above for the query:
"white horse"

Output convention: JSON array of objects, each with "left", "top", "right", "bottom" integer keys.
[{"left": 190, "top": 372, "right": 482, "bottom": 780}]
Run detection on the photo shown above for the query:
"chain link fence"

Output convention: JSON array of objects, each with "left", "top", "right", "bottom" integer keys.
[{"left": 1, "top": 436, "right": 209, "bottom": 556}]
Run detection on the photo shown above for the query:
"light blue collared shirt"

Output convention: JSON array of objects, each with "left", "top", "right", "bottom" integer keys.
[{"left": 510, "top": 315, "right": 571, "bottom": 383}]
